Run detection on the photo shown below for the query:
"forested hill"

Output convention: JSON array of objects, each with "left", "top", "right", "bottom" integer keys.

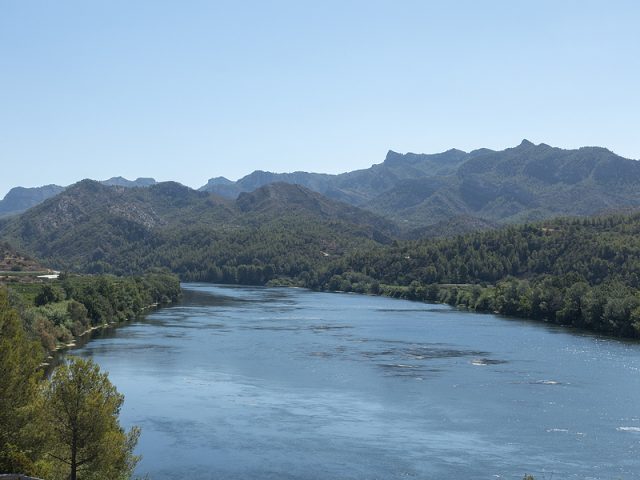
[
  {"left": 312, "top": 213, "right": 640, "bottom": 338},
  {"left": 2, "top": 176, "right": 640, "bottom": 337},
  {"left": 0, "top": 179, "right": 397, "bottom": 278},
  {"left": 201, "top": 141, "right": 640, "bottom": 231}
]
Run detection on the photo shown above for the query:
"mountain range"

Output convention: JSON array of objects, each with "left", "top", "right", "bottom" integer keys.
[
  {"left": 3, "top": 140, "right": 640, "bottom": 342},
  {"left": 199, "top": 140, "right": 640, "bottom": 230},
  {"left": 0, "top": 180, "right": 396, "bottom": 275},
  {"left": 2, "top": 140, "right": 640, "bottom": 240}
]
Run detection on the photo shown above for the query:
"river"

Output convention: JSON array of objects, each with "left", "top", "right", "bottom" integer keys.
[{"left": 68, "top": 283, "right": 640, "bottom": 479}]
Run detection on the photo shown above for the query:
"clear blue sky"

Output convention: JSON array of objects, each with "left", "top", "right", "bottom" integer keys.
[{"left": 1, "top": 1, "right": 639, "bottom": 197}]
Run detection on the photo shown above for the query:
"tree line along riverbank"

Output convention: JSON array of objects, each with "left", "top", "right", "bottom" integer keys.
[
  {"left": 3, "top": 272, "right": 181, "bottom": 355},
  {"left": 305, "top": 215, "right": 640, "bottom": 338},
  {"left": 176, "top": 214, "right": 640, "bottom": 339},
  {"left": 0, "top": 272, "right": 181, "bottom": 479}
]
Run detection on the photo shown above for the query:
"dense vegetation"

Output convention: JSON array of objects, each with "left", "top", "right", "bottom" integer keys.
[
  {"left": 10, "top": 204, "right": 640, "bottom": 339},
  {"left": 2, "top": 173, "right": 640, "bottom": 339},
  {"left": 0, "top": 289, "right": 139, "bottom": 479},
  {"left": 0, "top": 271, "right": 179, "bottom": 477},
  {"left": 27, "top": 208, "right": 634, "bottom": 339},
  {"left": 0, "top": 180, "right": 394, "bottom": 277},
  {"left": 309, "top": 213, "right": 640, "bottom": 338},
  {"left": 6, "top": 272, "right": 181, "bottom": 353}
]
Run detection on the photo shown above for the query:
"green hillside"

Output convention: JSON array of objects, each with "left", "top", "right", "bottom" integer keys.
[
  {"left": 311, "top": 213, "right": 640, "bottom": 338},
  {"left": 0, "top": 180, "right": 397, "bottom": 281}
]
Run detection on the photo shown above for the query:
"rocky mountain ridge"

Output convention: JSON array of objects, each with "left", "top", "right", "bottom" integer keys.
[
  {"left": 4, "top": 141, "right": 640, "bottom": 232},
  {"left": 199, "top": 140, "right": 640, "bottom": 230}
]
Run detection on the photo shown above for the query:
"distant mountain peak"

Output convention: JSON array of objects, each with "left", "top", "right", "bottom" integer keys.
[
  {"left": 384, "top": 148, "right": 468, "bottom": 164},
  {"left": 445, "top": 148, "right": 467, "bottom": 154},
  {"left": 384, "top": 150, "right": 402, "bottom": 161},
  {"left": 0, "top": 184, "right": 66, "bottom": 218},
  {"left": 203, "top": 176, "right": 234, "bottom": 186},
  {"left": 517, "top": 139, "right": 535, "bottom": 148},
  {"left": 101, "top": 177, "right": 157, "bottom": 188},
  {"left": 1, "top": 184, "right": 63, "bottom": 200}
]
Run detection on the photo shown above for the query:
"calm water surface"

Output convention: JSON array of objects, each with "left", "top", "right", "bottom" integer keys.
[{"left": 70, "top": 284, "right": 640, "bottom": 479}]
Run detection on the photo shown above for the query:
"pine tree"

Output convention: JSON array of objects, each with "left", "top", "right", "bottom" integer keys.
[{"left": 42, "top": 357, "right": 140, "bottom": 480}]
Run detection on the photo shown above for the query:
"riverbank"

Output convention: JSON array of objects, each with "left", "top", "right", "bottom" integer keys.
[
  {"left": 38, "top": 301, "right": 165, "bottom": 370},
  {"left": 264, "top": 277, "right": 640, "bottom": 340},
  {"left": 4, "top": 272, "right": 181, "bottom": 357}
]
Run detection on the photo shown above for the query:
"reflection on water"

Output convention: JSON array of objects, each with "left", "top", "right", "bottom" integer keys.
[{"left": 67, "top": 283, "right": 640, "bottom": 479}]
